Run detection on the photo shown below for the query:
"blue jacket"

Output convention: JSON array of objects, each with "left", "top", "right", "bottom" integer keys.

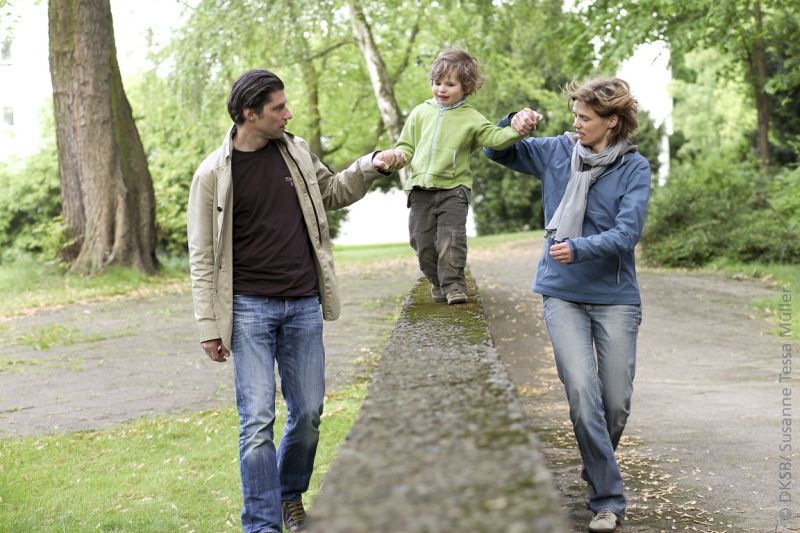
[{"left": 484, "top": 118, "right": 651, "bottom": 305}]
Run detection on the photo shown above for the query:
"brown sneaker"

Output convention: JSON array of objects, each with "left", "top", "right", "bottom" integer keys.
[
  {"left": 446, "top": 288, "right": 468, "bottom": 305},
  {"left": 282, "top": 500, "right": 307, "bottom": 532},
  {"left": 431, "top": 286, "right": 447, "bottom": 303}
]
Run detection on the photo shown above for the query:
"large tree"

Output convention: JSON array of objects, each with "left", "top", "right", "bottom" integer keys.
[{"left": 49, "top": 0, "right": 157, "bottom": 274}]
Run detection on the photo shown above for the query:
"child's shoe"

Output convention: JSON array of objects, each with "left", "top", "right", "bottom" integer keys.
[
  {"left": 431, "top": 286, "right": 447, "bottom": 303},
  {"left": 446, "top": 289, "right": 468, "bottom": 305}
]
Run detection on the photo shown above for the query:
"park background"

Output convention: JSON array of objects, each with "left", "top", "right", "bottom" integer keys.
[{"left": 0, "top": 0, "right": 799, "bottom": 531}]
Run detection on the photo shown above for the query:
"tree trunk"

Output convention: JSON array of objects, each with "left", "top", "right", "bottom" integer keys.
[
  {"left": 48, "top": 0, "right": 157, "bottom": 274},
  {"left": 751, "top": 0, "right": 770, "bottom": 171},
  {"left": 285, "top": 0, "right": 325, "bottom": 157},
  {"left": 345, "top": 0, "right": 405, "bottom": 146},
  {"left": 300, "top": 60, "right": 324, "bottom": 157}
]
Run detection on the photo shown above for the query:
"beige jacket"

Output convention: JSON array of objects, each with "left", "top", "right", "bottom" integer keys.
[{"left": 187, "top": 125, "right": 383, "bottom": 348}]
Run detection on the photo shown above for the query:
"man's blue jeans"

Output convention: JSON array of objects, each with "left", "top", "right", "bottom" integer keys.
[
  {"left": 542, "top": 296, "right": 641, "bottom": 516},
  {"left": 231, "top": 295, "right": 325, "bottom": 533}
]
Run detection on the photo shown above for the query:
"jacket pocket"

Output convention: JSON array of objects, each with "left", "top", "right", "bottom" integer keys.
[{"left": 586, "top": 208, "right": 614, "bottom": 232}]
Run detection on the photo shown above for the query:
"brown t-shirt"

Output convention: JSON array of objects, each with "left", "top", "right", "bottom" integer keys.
[{"left": 231, "top": 140, "right": 318, "bottom": 297}]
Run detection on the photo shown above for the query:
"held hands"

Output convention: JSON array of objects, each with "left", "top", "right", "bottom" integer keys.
[
  {"left": 511, "top": 107, "right": 543, "bottom": 136},
  {"left": 372, "top": 149, "right": 407, "bottom": 172},
  {"left": 549, "top": 241, "right": 573, "bottom": 264},
  {"left": 202, "top": 338, "right": 230, "bottom": 363}
]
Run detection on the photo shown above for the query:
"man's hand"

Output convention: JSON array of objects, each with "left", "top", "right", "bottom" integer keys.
[
  {"left": 202, "top": 338, "right": 230, "bottom": 362},
  {"left": 549, "top": 241, "right": 573, "bottom": 264},
  {"left": 372, "top": 149, "right": 407, "bottom": 171},
  {"left": 511, "top": 107, "right": 543, "bottom": 136}
]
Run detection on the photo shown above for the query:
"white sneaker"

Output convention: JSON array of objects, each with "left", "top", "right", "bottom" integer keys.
[{"left": 588, "top": 510, "right": 619, "bottom": 532}]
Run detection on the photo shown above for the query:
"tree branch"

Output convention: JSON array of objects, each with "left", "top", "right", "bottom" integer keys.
[
  {"left": 391, "top": 4, "right": 423, "bottom": 85},
  {"left": 308, "top": 38, "right": 356, "bottom": 61}
]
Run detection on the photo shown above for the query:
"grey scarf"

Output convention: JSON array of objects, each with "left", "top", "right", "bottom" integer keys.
[{"left": 544, "top": 133, "right": 628, "bottom": 242}]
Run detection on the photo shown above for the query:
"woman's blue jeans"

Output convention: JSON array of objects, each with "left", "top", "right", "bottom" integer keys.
[
  {"left": 231, "top": 295, "right": 325, "bottom": 533},
  {"left": 542, "top": 296, "right": 641, "bottom": 516}
]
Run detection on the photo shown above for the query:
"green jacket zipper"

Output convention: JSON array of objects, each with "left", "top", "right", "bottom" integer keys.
[{"left": 422, "top": 106, "right": 446, "bottom": 188}]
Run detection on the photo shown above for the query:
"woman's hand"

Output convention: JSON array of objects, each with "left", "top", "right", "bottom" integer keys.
[
  {"left": 549, "top": 241, "right": 573, "bottom": 264},
  {"left": 511, "top": 107, "right": 542, "bottom": 136}
]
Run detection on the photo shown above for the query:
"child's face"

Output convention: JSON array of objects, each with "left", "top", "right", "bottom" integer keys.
[{"left": 432, "top": 71, "right": 464, "bottom": 106}]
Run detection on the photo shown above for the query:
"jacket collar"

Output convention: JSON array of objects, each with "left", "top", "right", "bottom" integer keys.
[
  {"left": 426, "top": 98, "right": 468, "bottom": 111},
  {"left": 222, "top": 125, "right": 299, "bottom": 160}
]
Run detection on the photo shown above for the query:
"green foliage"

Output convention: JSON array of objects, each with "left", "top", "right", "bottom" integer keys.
[
  {"left": 571, "top": 0, "right": 800, "bottom": 167},
  {"left": 473, "top": 158, "right": 544, "bottom": 235},
  {"left": 670, "top": 48, "right": 756, "bottom": 160},
  {"left": 642, "top": 154, "right": 800, "bottom": 267},
  {"left": 124, "top": 0, "right": 586, "bottom": 247},
  {"left": 0, "top": 137, "right": 62, "bottom": 262}
]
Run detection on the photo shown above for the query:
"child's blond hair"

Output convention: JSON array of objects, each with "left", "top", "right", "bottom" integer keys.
[{"left": 429, "top": 47, "right": 486, "bottom": 96}]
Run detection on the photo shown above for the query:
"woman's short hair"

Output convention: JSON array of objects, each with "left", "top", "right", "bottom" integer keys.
[
  {"left": 429, "top": 47, "right": 486, "bottom": 96},
  {"left": 227, "top": 69, "right": 285, "bottom": 125},
  {"left": 566, "top": 77, "right": 639, "bottom": 142}
]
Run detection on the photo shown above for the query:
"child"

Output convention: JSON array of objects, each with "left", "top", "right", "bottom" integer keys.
[{"left": 393, "top": 47, "right": 525, "bottom": 304}]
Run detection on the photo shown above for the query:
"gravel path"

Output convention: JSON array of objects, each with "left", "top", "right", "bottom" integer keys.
[
  {"left": 0, "top": 258, "right": 418, "bottom": 437},
  {"left": 470, "top": 237, "right": 799, "bottom": 532}
]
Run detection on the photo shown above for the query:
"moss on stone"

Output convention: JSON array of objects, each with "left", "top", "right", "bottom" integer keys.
[{"left": 405, "top": 272, "right": 492, "bottom": 345}]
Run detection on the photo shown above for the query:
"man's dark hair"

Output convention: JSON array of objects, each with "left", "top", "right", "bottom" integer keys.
[{"left": 227, "top": 69, "right": 285, "bottom": 125}]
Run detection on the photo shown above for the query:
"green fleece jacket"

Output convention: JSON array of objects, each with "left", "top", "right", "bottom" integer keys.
[{"left": 396, "top": 98, "right": 522, "bottom": 191}]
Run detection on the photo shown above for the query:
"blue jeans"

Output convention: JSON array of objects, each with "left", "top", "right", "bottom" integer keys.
[
  {"left": 231, "top": 295, "right": 325, "bottom": 533},
  {"left": 542, "top": 296, "right": 641, "bottom": 516}
]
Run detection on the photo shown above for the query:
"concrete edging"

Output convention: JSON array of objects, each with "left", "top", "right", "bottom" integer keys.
[{"left": 308, "top": 274, "right": 567, "bottom": 532}]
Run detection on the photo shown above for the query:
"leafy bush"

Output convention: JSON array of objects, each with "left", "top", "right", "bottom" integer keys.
[
  {"left": 642, "top": 154, "right": 800, "bottom": 267},
  {"left": 0, "top": 142, "right": 63, "bottom": 263}
]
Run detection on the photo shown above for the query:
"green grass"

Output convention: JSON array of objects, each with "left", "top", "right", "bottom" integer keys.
[
  {"left": 705, "top": 258, "right": 799, "bottom": 339},
  {"left": 331, "top": 230, "right": 537, "bottom": 265},
  {"left": 0, "top": 381, "right": 368, "bottom": 532},
  {"left": 332, "top": 241, "right": 414, "bottom": 265},
  {"left": 0, "top": 232, "right": 539, "bottom": 319},
  {"left": 13, "top": 324, "right": 131, "bottom": 350},
  {"left": 467, "top": 230, "right": 538, "bottom": 249},
  {"left": 0, "top": 256, "right": 188, "bottom": 319}
]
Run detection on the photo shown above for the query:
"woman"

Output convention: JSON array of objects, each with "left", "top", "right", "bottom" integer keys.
[{"left": 484, "top": 78, "right": 651, "bottom": 532}]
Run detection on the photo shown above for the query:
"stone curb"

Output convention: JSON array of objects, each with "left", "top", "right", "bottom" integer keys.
[{"left": 308, "top": 273, "right": 567, "bottom": 532}]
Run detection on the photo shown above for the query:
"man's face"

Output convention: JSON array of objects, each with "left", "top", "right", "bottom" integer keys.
[{"left": 249, "top": 90, "right": 292, "bottom": 139}]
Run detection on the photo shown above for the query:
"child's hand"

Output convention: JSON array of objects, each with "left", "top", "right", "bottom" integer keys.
[
  {"left": 373, "top": 149, "right": 407, "bottom": 171},
  {"left": 511, "top": 107, "right": 542, "bottom": 136}
]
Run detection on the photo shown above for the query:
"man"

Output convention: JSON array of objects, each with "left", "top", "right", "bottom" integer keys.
[{"left": 187, "top": 69, "right": 403, "bottom": 533}]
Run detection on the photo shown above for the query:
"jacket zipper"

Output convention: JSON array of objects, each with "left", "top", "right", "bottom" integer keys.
[{"left": 422, "top": 106, "right": 446, "bottom": 188}]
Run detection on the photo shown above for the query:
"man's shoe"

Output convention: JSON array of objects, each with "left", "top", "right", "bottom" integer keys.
[
  {"left": 588, "top": 510, "right": 619, "bottom": 532},
  {"left": 431, "top": 286, "right": 447, "bottom": 303},
  {"left": 282, "top": 500, "right": 307, "bottom": 532},
  {"left": 446, "top": 288, "right": 468, "bottom": 305}
]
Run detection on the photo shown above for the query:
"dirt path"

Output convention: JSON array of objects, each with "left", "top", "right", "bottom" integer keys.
[
  {"left": 0, "top": 259, "right": 418, "bottom": 438},
  {"left": 470, "top": 238, "right": 799, "bottom": 532}
]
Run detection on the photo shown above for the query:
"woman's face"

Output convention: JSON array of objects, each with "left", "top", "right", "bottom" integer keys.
[{"left": 572, "top": 100, "right": 618, "bottom": 153}]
